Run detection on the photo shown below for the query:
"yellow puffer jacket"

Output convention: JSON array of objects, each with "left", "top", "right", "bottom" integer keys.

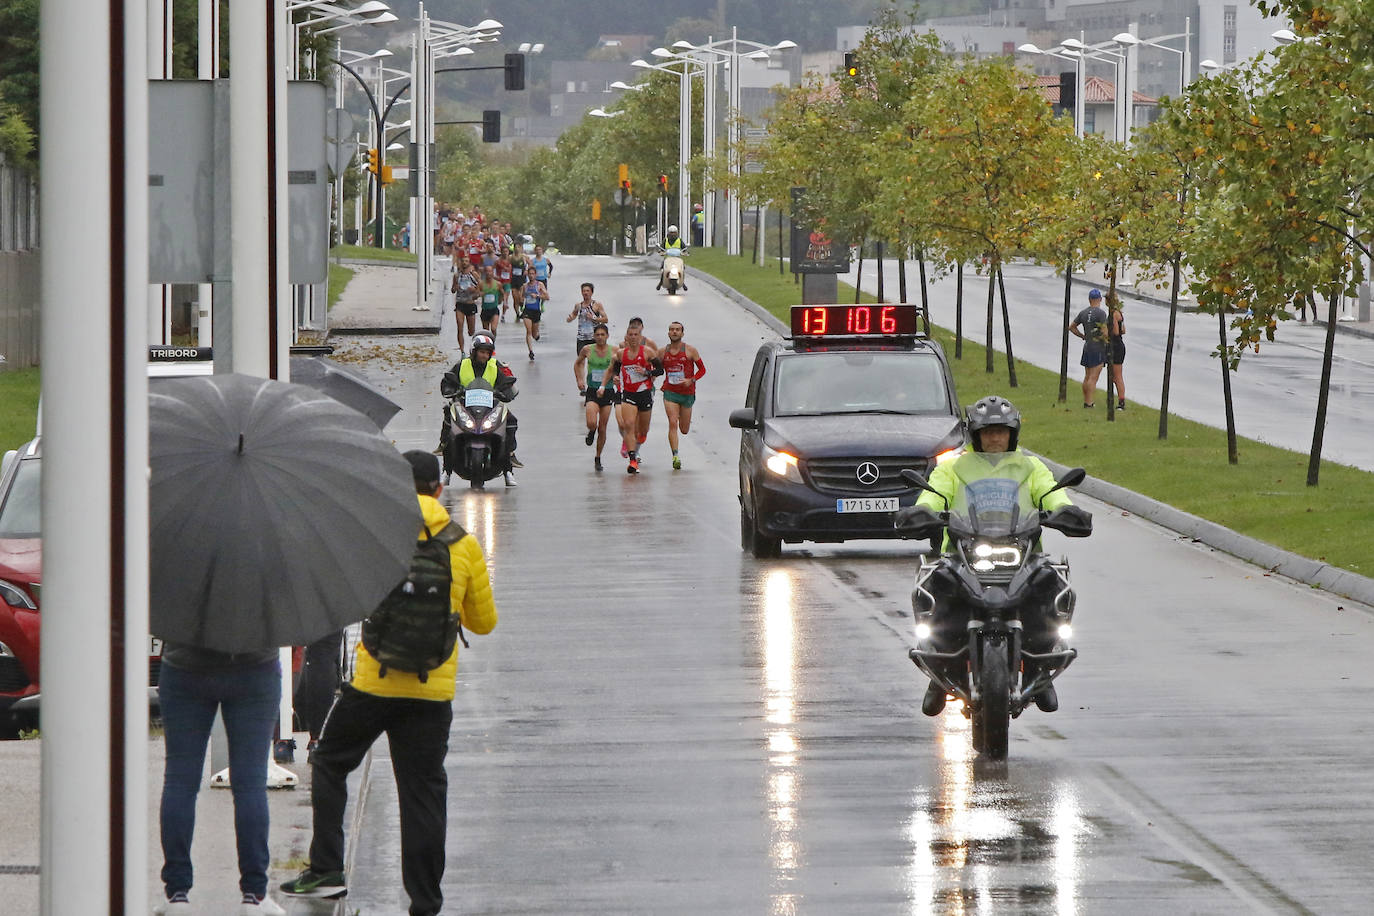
[{"left": 351, "top": 494, "right": 498, "bottom": 701}]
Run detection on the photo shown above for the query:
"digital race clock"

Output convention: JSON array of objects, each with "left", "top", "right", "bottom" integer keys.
[{"left": 790, "top": 304, "right": 921, "bottom": 338}]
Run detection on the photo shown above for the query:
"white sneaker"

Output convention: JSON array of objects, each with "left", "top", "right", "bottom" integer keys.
[
  {"left": 504, "top": 471, "right": 519, "bottom": 488},
  {"left": 153, "top": 896, "right": 192, "bottom": 915},
  {"left": 239, "top": 893, "right": 286, "bottom": 915}
]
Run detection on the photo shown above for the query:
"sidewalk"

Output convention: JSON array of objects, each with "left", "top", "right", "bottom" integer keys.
[
  {"left": 328, "top": 262, "right": 440, "bottom": 336},
  {"left": 3, "top": 731, "right": 322, "bottom": 916},
  {"left": 1067, "top": 259, "right": 1374, "bottom": 340}
]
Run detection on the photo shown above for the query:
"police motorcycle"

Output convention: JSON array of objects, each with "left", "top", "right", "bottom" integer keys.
[
  {"left": 659, "top": 229, "right": 688, "bottom": 295},
  {"left": 439, "top": 374, "right": 511, "bottom": 489},
  {"left": 894, "top": 466, "right": 1092, "bottom": 760}
]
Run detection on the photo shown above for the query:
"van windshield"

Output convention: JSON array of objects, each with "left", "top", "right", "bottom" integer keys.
[{"left": 773, "top": 352, "right": 950, "bottom": 417}]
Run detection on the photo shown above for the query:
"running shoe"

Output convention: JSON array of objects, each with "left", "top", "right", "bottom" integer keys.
[
  {"left": 672, "top": 455, "right": 682, "bottom": 470},
  {"left": 620, "top": 443, "right": 629, "bottom": 458},
  {"left": 627, "top": 455, "right": 640, "bottom": 474},
  {"left": 508, "top": 453, "right": 524, "bottom": 468},
  {"left": 154, "top": 892, "right": 192, "bottom": 914},
  {"left": 239, "top": 893, "right": 286, "bottom": 915},
  {"left": 279, "top": 869, "right": 347, "bottom": 900},
  {"left": 585, "top": 429, "right": 596, "bottom": 446},
  {"left": 594, "top": 457, "right": 603, "bottom": 471},
  {"left": 529, "top": 350, "right": 535, "bottom": 361}
]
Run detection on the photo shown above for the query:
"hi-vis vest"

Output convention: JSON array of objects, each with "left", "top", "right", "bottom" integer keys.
[
  {"left": 458, "top": 357, "right": 499, "bottom": 387},
  {"left": 664, "top": 237, "right": 685, "bottom": 252}
]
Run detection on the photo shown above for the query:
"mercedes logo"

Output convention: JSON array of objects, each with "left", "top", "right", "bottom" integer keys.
[{"left": 855, "top": 461, "right": 880, "bottom": 486}]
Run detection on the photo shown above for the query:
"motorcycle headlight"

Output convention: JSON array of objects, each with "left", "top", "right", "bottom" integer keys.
[
  {"left": 1058, "top": 623, "right": 1073, "bottom": 641},
  {"left": 914, "top": 621, "right": 932, "bottom": 640},
  {"left": 763, "top": 445, "right": 802, "bottom": 483},
  {"left": 970, "top": 541, "right": 1022, "bottom": 571},
  {"left": 457, "top": 410, "right": 475, "bottom": 429},
  {"left": 478, "top": 410, "right": 503, "bottom": 432}
]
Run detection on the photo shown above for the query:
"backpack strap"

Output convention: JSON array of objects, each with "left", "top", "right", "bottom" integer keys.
[{"left": 427, "top": 520, "right": 471, "bottom": 647}]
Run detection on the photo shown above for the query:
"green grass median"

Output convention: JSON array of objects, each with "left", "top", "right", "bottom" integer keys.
[
  {"left": 330, "top": 244, "right": 417, "bottom": 264},
  {"left": 689, "top": 249, "right": 1374, "bottom": 578},
  {"left": 0, "top": 367, "right": 41, "bottom": 455}
]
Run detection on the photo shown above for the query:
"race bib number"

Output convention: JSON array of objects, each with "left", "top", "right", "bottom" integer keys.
[
  {"left": 588, "top": 368, "right": 604, "bottom": 384},
  {"left": 625, "top": 365, "right": 649, "bottom": 384},
  {"left": 666, "top": 369, "right": 686, "bottom": 385},
  {"left": 464, "top": 388, "right": 495, "bottom": 409}
]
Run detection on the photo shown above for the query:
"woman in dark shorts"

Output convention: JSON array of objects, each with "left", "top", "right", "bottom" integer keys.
[{"left": 1108, "top": 293, "right": 1126, "bottom": 410}]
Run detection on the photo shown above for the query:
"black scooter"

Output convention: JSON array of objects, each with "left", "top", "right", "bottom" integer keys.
[
  {"left": 440, "top": 376, "right": 511, "bottom": 489},
  {"left": 894, "top": 466, "right": 1093, "bottom": 760}
]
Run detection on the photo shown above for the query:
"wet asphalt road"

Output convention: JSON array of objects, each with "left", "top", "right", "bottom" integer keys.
[{"left": 328, "top": 256, "right": 1374, "bottom": 915}]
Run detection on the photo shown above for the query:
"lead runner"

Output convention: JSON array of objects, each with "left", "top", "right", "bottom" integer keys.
[{"left": 658, "top": 321, "right": 705, "bottom": 470}]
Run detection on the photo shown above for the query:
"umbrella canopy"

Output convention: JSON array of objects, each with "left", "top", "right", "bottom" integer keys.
[
  {"left": 289, "top": 355, "right": 402, "bottom": 430},
  {"left": 149, "top": 373, "right": 420, "bottom": 652}
]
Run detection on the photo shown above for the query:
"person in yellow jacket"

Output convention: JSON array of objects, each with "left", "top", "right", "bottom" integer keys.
[
  {"left": 915, "top": 395, "right": 1072, "bottom": 716},
  {"left": 281, "top": 450, "right": 497, "bottom": 916}
]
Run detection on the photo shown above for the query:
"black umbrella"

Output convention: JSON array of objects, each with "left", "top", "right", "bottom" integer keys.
[
  {"left": 289, "top": 355, "right": 403, "bottom": 430},
  {"left": 149, "top": 373, "right": 420, "bottom": 652}
]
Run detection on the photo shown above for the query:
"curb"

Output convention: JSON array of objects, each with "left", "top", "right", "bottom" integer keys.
[
  {"left": 329, "top": 323, "right": 439, "bottom": 336},
  {"left": 688, "top": 260, "right": 1374, "bottom": 610}
]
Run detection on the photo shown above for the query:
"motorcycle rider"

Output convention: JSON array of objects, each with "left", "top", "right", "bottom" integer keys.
[
  {"left": 914, "top": 395, "right": 1073, "bottom": 716},
  {"left": 436, "top": 331, "right": 521, "bottom": 487},
  {"left": 656, "top": 225, "right": 688, "bottom": 292}
]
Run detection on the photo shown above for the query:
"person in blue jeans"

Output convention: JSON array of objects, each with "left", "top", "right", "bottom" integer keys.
[{"left": 155, "top": 647, "right": 285, "bottom": 915}]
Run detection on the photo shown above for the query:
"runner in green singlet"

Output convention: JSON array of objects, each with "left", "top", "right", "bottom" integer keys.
[{"left": 573, "top": 323, "right": 620, "bottom": 471}]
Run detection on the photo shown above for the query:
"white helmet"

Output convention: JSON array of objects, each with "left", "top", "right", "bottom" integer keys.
[{"left": 667, "top": 225, "right": 679, "bottom": 234}]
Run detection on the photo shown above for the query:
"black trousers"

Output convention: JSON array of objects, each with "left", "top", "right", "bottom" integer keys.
[
  {"left": 294, "top": 630, "right": 344, "bottom": 739},
  {"left": 309, "top": 684, "right": 453, "bottom": 916}
]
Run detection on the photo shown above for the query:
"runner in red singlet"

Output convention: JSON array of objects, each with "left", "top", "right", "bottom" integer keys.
[
  {"left": 598, "top": 316, "right": 658, "bottom": 474},
  {"left": 658, "top": 321, "right": 705, "bottom": 470}
]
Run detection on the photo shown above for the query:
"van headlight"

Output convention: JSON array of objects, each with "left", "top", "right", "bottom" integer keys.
[{"left": 762, "top": 445, "right": 802, "bottom": 483}]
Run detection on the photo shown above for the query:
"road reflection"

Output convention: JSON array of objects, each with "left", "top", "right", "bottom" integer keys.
[
  {"left": 447, "top": 489, "right": 498, "bottom": 580},
  {"left": 904, "top": 711, "right": 1085, "bottom": 914},
  {"left": 762, "top": 568, "right": 799, "bottom": 916}
]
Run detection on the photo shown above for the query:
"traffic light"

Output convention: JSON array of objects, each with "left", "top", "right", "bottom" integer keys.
[
  {"left": 658, "top": 174, "right": 669, "bottom": 193},
  {"left": 843, "top": 52, "right": 858, "bottom": 78},
  {"left": 482, "top": 109, "right": 501, "bottom": 143},
  {"left": 366, "top": 148, "right": 379, "bottom": 174},
  {"left": 380, "top": 165, "right": 394, "bottom": 185},
  {"left": 1058, "top": 71, "right": 1076, "bottom": 117},
  {"left": 621, "top": 178, "right": 632, "bottom": 194},
  {"left": 504, "top": 52, "right": 525, "bottom": 91}
]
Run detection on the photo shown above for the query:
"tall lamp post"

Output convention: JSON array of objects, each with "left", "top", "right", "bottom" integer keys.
[
  {"left": 666, "top": 30, "right": 795, "bottom": 256},
  {"left": 1114, "top": 17, "right": 1191, "bottom": 99},
  {"left": 1018, "top": 42, "right": 1085, "bottom": 137},
  {"left": 1060, "top": 38, "right": 1129, "bottom": 144},
  {"left": 632, "top": 54, "right": 705, "bottom": 242}
]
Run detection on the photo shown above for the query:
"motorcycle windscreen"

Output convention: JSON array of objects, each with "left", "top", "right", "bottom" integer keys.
[{"left": 957, "top": 477, "right": 1024, "bottom": 537}]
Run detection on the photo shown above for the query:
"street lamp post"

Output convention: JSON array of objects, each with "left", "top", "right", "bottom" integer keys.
[
  {"left": 666, "top": 30, "right": 795, "bottom": 256},
  {"left": 1114, "top": 17, "right": 1191, "bottom": 98},
  {"left": 1061, "top": 38, "right": 1129, "bottom": 143},
  {"left": 633, "top": 54, "right": 706, "bottom": 245}
]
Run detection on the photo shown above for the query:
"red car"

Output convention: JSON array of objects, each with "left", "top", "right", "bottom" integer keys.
[
  {"left": 0, "top": 436, "right": 42, "bottom": 733},
  {"left": 0, "top": 436, "right": 163, "bottom": 735}
]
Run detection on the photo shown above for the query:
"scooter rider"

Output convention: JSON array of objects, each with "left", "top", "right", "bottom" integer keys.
[
  {"left": 656, "top": 225, "right": 688, "bottom": 291},
  {"left": 437, "top": 331, "right": 522, "bottom": 486},
  {"left": 914, "top": 396, "right": 1073, "bottom": 716}
]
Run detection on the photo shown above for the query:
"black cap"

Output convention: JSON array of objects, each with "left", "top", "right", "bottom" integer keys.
[{"left": 403, "top": 450, "right": 441, "bottom": 490}]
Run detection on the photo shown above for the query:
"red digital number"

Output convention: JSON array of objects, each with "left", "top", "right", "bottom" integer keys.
[
  {"left": 848, "top": 306, "right": 871, "bottom": 333},
  {"left": 880, "top": 306, "right": 897, "bottom": 333},
  {"left": 805, "top": 307, "right": 827, "bottom": 335}
]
